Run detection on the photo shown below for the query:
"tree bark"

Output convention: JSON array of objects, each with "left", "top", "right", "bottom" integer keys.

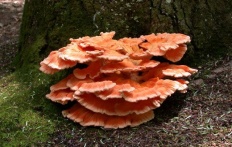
[{"left": 15, "top": 0, "right": 232, "bottom": 67}]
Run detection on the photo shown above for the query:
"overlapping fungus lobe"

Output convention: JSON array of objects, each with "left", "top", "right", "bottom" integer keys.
[{"left": 40, "top": 31, "right": 197, "bottom": 129}]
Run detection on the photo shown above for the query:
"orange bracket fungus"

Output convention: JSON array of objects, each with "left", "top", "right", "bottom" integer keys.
[{"left": 40, "top": 31, "right": 197, "bottom": 129}]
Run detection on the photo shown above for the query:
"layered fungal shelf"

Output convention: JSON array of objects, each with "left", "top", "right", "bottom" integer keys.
[{"left": 40, "top": 32, "right": 197, "bottom": 129}]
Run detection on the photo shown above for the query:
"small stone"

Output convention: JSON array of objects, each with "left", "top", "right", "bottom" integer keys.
[
  {"left": 18, "top": 12, "right": 23, "bottom": 16},
  {"left": 9, "top": 6, "right": 16, "bottom": 11},
  {"left": 192, "top": 79, "right": 204, "bottom": 86},
  {"left": 227, "top": 60, "right": 232, "bottom": 67},
  {"left": 207, "top": 74, "right": 216, "bottom": 79},
  {"left": 212, "top": 67, "right": 224, "bottom": 74},
  {"left": 12, "top": 1, "right": 22, "bottom": 8},
  {"left": 16, "top": 7, "right": 23, "bottom": 11},
  {"left": 0, "top": 23, "right": 3, "bottom": 27}
]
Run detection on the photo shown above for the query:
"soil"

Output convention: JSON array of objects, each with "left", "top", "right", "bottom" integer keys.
[{"left": 0, "top": 0, "right": 231, "bottom": 146}]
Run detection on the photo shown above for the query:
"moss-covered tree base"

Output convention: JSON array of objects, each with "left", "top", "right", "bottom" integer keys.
[{"left": 15, "top": 0, "right": 232, "bottom": 68}]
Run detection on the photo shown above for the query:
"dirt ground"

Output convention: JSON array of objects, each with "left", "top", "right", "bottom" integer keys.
[
  {"left": 0, "top": 1, "right": 231, "bottom": 146},
  {"left": 0, "top": 0, "right": 23, "bottom": 43},
  {"left": 0, "top": 0, "right": 24, "bottom": 77}
]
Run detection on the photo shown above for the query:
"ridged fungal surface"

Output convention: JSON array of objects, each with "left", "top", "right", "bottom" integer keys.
[{"left": 40, "top": 32, "right": 197, "bottom": 129}]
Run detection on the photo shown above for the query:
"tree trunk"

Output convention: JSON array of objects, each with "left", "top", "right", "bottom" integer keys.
[{"left": 15, "top": 0, "right": 232, "bottom": 68}]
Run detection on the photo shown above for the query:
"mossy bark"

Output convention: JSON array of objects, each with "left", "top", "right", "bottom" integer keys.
[{"left": 15, "top": 0, "right": 232, "bottom": 68}]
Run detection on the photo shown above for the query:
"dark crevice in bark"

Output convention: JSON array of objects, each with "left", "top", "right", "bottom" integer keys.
[
  {"left": 179, "top": 1, "right": 198, "bottom": 50},
  {"left": 157, "top": 1, "right": 166, "bottom": 19},
  {"left": 155, "top": 1, "right": 161, "bottom": 23},
  {"left": 92, "top": 0, "right": 97, "bottom": 12},
  {"left": 179, "top": 2, "right": 190, "bottom": 30},
  {"left": 170, "top": 0, "right": 179, "bottom": 31},
  {"left": 149, "top": 0, "right": 154, "bottom": 27},
  {"left": 204, "top": 0, "right": 223, "bottom": 45}
]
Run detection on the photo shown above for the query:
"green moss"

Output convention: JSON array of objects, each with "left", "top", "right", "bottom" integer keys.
[
  {"left": 0, "top": 65, "right": 70, "bottom": 146},
  {"left": 14, "top": 0, "right": 98, "bottom": 69},
  {"left": 1, "top": 56, "right": 76, "bottom": 146},
  {"left": 19, "top": 34, "right": 46, "bottom": 67}
]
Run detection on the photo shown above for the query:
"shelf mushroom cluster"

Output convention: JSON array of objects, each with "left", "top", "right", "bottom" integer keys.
[{"left": 40, "top": 31, "right": 197, "bottom": 129}]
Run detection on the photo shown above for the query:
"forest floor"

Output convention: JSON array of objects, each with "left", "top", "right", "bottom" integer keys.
[{"left": 0, "top": 0, "right": 231, "bottom": 146}]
